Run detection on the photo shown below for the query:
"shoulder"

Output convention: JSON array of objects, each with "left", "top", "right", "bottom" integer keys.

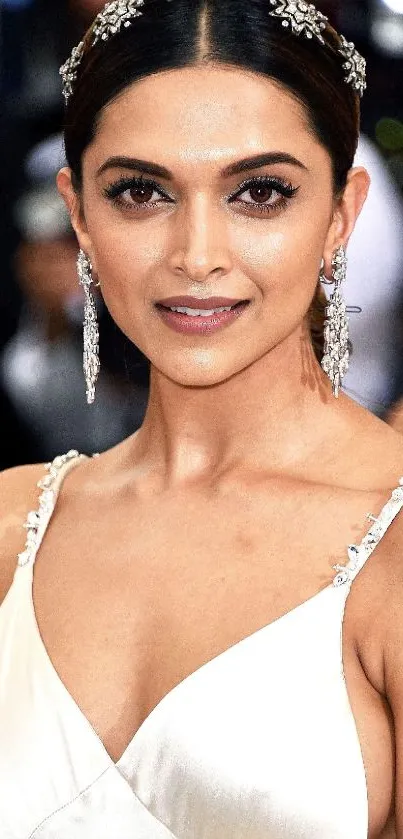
[{"left": 0, "top": 461, "right": 47, "bottom": 606}]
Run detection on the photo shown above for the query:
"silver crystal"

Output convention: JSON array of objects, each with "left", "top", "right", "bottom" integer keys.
[
  {"left": 332, "top": 566, "right": 350, "bottom": 587},
  {"left": 321, "top": 246, "right": 349, "bottom": 398},
  {"left": 60, "top": 0, "right": 145, "bottom": 103},
  {"left": 39, "top": 490, "right": 55, "bottom": 511},
  {"left": 17, "top": 452, "right": 81, "bottom": 571},
  {"left": 53, "top": 455, "right": 65, "bottom": 469},
  {"left": 77, "top": 250, "right": 100, "bottom": 405},
  {"left": 18, "top": 550, "right": 32, "bottom": 567},
  {"left": 93, "top": 1, "right": 144, "bottom": 45},
  {"left": 269, "top": 0, "right": 328, "bottom": 45},
  {"left": 60, "top": 40, "right": 85, "bottom": 103},
  {"left": 24, "top": 511, "right": 41, "bottom": 530},
  {"left": 339, "top": 35, "right": 367, "bottom": 98},
  {"left": 37, "top": 475, "right": 52, "bottom": 490},
  {"left": 347, "top": 544, "right": 359, "bottom": 565}
]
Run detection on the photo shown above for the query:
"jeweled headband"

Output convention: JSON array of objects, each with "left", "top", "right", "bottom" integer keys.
[{"left": 59, "top": 0, "right": 367, "bottom": 104}]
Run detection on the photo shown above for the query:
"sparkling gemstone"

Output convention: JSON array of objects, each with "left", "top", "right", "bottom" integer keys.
[
  {"left": 333, "top": 569, "right": 350, "bottom": 587},
  {"left": 39, "top": 490, "right": 54, "bottom": 509},
  {"left": 25, "top": 511, "right": 40, "bottom": 529},
  {"left": 18, "top": 550, "right": 31, "bottom": 567},
  {"left": 37, "top": 475, "right": 52, "bottom": 490}
]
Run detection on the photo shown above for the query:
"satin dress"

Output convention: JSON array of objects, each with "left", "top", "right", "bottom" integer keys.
[{"left": 1, "top": 449, "right": 401, "bottom": 838}]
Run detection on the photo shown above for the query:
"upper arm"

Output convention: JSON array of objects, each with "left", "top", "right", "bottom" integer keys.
[{"left": 0, "top": 463, "right": 45, "bottom": 605}]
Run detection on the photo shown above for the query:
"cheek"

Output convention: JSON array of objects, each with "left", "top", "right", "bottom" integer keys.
[
  {"left": 86, "top": 216, "right": 162, "bottom": 317},
  {"left": 234, "top": 208, "right": 329, "bottom": 309}
]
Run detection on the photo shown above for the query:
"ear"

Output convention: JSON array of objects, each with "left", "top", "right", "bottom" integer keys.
[
  {"left": 323, "top": 166, "right": 370, "bottom": 272},
  {"left": 56, "top": 167, "right": 98, "bottom": 271}
]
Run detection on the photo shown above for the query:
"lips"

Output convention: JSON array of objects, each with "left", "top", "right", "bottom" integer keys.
[{"left": 156, "top": 296, "right": 247, "bottom": 309}]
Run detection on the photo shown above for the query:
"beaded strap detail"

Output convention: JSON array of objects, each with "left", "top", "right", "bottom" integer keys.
[
  {"left": 17, "top": 450, "right": 83, "bottom": 568},
  {"left": 332, "top": 477, "right": 403, "bottom": 587},
  {"left": 18, "top": 454, "right": 403, "bottom": 589}
]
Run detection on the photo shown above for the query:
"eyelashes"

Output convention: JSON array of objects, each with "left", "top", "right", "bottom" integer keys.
[{"left": 102, "top": 174, "right": 300, "bottom": 217}]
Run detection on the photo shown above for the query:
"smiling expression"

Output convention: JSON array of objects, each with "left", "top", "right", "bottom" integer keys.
[{"left": 64, "top": 65, "right": 343, "bottom": 386}]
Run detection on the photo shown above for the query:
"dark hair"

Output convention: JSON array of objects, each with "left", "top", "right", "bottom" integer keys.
[{"left": 63, "top": 0, "right": 361, "bottom": 368}]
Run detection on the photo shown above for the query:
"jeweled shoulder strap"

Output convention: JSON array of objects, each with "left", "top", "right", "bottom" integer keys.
[
  {"left": 17, "top": 450, "right": 86, "bottom": 569},
  {"left": 332, "top": 477, "right": 403, "bottom": 587}
]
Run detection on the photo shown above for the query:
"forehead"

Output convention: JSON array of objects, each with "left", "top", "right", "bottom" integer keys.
[{"left": 90, "top": 65, "right": 326, "bottom": 173}]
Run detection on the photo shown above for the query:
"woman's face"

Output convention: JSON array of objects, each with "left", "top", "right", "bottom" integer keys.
[{"left": 59, "top": 66, "right": 368, "bottom": 387}]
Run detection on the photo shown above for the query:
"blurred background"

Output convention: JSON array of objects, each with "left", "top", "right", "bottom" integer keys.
[{"left": 1, "top": 0, "right": 403, "bottom": 470}]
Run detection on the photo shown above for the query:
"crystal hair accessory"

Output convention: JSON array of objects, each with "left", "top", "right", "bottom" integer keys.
[
  {"left": 269, "top": 1, "right": 366, "bottom": 97},
  {"left": 60, "top": 0, "right": 145, "bottom": 102},
  {"left": 338, "top": 34, "right": 367, "bottom": 97},
  {"left": 269, "top": 0, "right": 328, "bottom": 44},
  {"left": 60, "top": 0, "right": 366, "bottom": 104}
]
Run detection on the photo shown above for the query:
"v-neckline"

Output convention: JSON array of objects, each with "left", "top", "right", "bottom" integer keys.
[
  {"left": 27, "top": 573, "right": 336, "bottom": 769},
  {"left": 23, "top": 454, "right": 402, "bottom": 769}
]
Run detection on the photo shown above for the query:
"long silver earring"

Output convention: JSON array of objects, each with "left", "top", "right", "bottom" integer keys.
[
  {"left": 320, "top": 245, "right": 349, "bottom": 399},
  {"left": 77, "top": 249, "right": 100, "bottom": 405}
]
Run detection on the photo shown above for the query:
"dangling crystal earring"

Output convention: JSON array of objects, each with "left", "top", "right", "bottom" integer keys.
[
  {"left": 77, "top": 249, "right": 100, "bottom": 405},
  {"left": 320, "top": 245, "right": 349, "bottom": 399}
]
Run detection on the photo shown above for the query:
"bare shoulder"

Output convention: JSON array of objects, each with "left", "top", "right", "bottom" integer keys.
[
  {"left": 0, "top": 462, "right": 46, "bottom": 606},
  {"left": 344, "top": 408, "right": 403, "bottom": 680}
]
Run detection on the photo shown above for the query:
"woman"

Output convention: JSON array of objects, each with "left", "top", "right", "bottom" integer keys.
[{"left": 0, "top": 1, "right": 402, "bottom": 836}]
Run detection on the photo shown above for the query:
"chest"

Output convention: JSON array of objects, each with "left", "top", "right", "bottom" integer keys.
[{"left": 31, "top": 486, "right": 395, "bottom": 837}]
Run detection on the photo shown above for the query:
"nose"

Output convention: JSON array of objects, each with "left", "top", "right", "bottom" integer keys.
[{"left": 168, "top": 194, "right": 233, "bottom": 283}]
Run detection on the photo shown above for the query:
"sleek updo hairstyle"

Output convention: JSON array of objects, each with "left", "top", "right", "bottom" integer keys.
[{"left": 62, "top": 0, "right": 361, "bottom": 366}]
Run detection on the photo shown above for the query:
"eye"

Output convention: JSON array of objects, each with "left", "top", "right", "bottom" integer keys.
[
  {"left": 229, "top": 175, "right": 299, "bottom": 214},
  {"left": 103, "top": 176, "right": 172, "bottom": 210}
]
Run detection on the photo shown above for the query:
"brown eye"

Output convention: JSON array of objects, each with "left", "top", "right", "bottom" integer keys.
[
  {"left": 128, "top": 183, "right": 156, "bottom": 204},
  {"left": 248, "top": 183, "right": 275, "bottom": 204},
  {"left": 103, "top": 176, "right": 170, "bottom": 211},
  {"left": 230, "top": 176, "right": 300, "bottom": 214}
]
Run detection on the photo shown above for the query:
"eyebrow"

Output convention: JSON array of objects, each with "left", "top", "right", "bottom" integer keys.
[{"left": 96, "top": 151, "right": 308, "bottom": 180}]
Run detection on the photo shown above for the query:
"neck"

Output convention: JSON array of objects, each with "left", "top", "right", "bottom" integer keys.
[{"left": 128, "top": 322, "right": 349, "bottom": 489}]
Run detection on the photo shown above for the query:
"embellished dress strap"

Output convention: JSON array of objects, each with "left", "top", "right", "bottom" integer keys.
[
  {"left": 17, "top": 450, "right": 87, "bottom": 570},
  {"left": 332, "top": 475, "right": 403, "bottom": 588}
]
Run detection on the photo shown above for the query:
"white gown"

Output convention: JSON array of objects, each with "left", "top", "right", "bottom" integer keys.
[{"left": 1, "top": 449, "right": 401, "bottom": 838}]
